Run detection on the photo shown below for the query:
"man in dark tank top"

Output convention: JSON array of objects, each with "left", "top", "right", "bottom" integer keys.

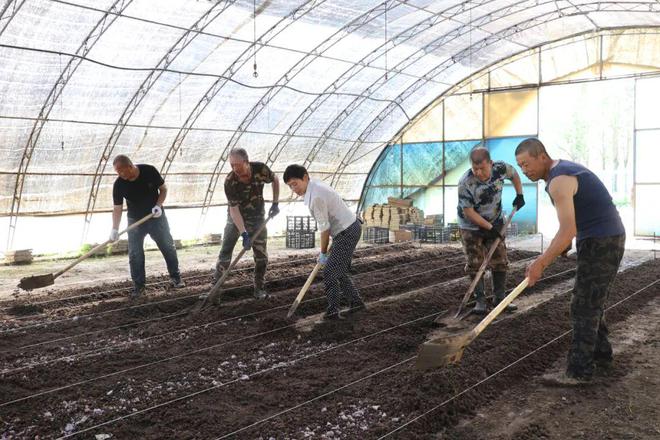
[{"left": 515, "top": 138, "right": 625, "bottom": 386}]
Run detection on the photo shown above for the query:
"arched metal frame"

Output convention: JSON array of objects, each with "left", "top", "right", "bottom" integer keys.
[
  {"left": 80, "top": 0, "right": 239, "bottom": 240},
  {"left": 6, "top": 0, "right": 133, "bottom": 249},
  {"left": 330, "top": 2, "right": 660, "bottom": 188},
  {"left": 162, "top": 0, "right": 395, "bottom": 215},
  {"left": 3, "top": 0, "right": 660, "bottom": 249}
]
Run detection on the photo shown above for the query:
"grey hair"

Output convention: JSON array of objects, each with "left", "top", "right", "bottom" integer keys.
[
  {"left": 229, "top": 148, "right": 249, "bottom": 162},
  {"left": 112, "top": 154, "right": 133, "bottom": 167}
]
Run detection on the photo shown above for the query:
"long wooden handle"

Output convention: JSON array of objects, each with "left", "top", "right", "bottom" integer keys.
[
  {"left": 470, "top": 277, "right": 529, "bottom": 340},
  {"left": 455, "top": 208, "right": 518, "bottom": 316},
  {"left": 203, "top": 216, "right": 272, "bottom": 307},
  {"left": 287, "top": 262, "right": 322, "bottom": 318},
  {"left": 53, "top": 213, "right": 155, "bottom": 279}
]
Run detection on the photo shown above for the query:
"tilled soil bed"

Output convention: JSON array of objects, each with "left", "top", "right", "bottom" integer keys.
[{"left": 0, "top": 244, "right": 624, "bottom": 439}]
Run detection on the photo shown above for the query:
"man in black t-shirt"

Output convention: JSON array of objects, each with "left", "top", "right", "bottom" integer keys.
[{"left": 111, "top": 154, "right": 183, "bottom": 298}]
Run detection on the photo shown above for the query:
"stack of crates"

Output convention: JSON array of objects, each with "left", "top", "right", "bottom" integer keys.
[
  {"left": 286, "top": 216, "right": 317, "bottom": 249},
  {"left": 363, "top": 226, "right": 389, "bottom": 244}
]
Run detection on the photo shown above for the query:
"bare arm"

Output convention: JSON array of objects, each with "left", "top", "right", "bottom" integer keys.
[
  {"left": 463, "top": 207, "right": 495, "bottom": 230},
  {"left": 156, "top": 183, "right": 167, "bottom": 207},
  {"left": 320, "top": 229, "right": 330, "bottom": 254},
  {"left": 526, "top": 175, "right": 577, "bottom": 285},
  {"left": 229, "top": 205, "right": 247, "bottom": 234},
  {"left": 511, "top": 169, "right": 524, "bottom": 196},
  {"left": 112, "top": 204, "right": 123, "bottom": 230},
  {"left": 271, "top": 175, "right": 280, "bottom": 204}
]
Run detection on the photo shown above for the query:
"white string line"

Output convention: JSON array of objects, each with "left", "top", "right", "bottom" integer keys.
[
  {"left": 1, "top": 243, "right": 432, "bottom": 328},
  {"left": 216, "top": 357, "right": 418, "bottom": 440},
  {"left": 0, "top": 242, "right": 418, "bottom": 309},
  {"left": 10, "top": 254, "right": 463, "bottom": 350},
  {"left": 54, "top": 311, "right": 444, "bottom": 439},
  {"left": 6, "top": 257, "right": 531, "bottom": 406},
  {"left": 2, "top": 253, "right": 543, "bottom": 375},
  {"left": 218, "top": 275, "right": 659, "bottom": 440},
  {"left": 0, "top": 245, "right": 445, "bottom": 333},
  {"left": 377, "top": 277, "right": 660, "bottom": 439},
  {"left": 7, "top": 262, "right": 571, "bottom": 424},
  {"left": 0, "top": 258, "right": 469, "bottom": 373}
]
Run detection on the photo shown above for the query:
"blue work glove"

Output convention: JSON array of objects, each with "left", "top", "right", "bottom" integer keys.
[
  {"left": 512, "top": 194, "right": 525, "bottom": 210},
  {"left": 241, "top": 231, "right": 251, "bottom": 250},
  {"left": 318, "top": 252, "right": 329, "bottom": 265},
  {"left": 268, "top": 202, "right": 280, "bottom": 218}
]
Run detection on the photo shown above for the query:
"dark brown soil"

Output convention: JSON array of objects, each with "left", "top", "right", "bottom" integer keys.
[{"left": 1, "top": 245, "right": 654, "bottom": 439}]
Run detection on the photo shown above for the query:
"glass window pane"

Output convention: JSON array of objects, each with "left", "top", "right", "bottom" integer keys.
[
  {"left": 635, "top": 185, "right": 660, "bottom": 236},
  {"left": 485, "top": 90, "right": 538, "bottom": 138}
]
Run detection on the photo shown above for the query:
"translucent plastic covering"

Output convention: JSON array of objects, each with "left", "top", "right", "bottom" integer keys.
[{"left": 1, "top": 0, "right": 659, "bottom": 249}]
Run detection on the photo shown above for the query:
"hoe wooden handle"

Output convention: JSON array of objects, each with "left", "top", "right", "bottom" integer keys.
[
  {"left": 287, "top": 262, "right": 322, "bottom": 318},
  {"left": 470, "top": 277, "right": 529, "bottom": 340},
  {"left": 53, "top": 213, "right": 155, "bottom": 279}
]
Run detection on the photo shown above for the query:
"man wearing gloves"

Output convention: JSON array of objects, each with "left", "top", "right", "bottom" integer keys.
[
  {"left": 111, "top": 154, "right": 183, "bottom": 298},
  {"left": 283, "top": 164, "right": 366, "bottom": 321},
  {"left": 457, "top": 146, "right": 526, "bottom": 314},
  {"left": 214, "top": 148, "right": 280, "bottom": 300}
]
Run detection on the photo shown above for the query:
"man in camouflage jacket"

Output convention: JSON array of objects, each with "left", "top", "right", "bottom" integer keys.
[
  {"left": 214, "top": 148, "right": 280, "bottom": 299},
  {"left": 457, "top": 146, "right": 525, "bottom": 314}
]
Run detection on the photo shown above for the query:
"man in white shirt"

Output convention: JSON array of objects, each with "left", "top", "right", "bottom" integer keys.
[{"left": 284, "top": 164, "right": 366, "bottom": 320}]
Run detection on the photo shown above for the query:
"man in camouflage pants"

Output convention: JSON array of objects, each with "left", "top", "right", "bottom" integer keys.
[
  {"left": 213, "top": 148, "right": 280, "bottom": 300},
  {"left": 516, "top": 138, "right": 625, "bottom": 385},
  {"left": 457, "top": 146, "right": 525, "bottom": 314}
]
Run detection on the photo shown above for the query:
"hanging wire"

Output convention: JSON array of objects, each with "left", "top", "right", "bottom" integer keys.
[
  {"left": 178, "top": 71, "right": 183, "bottom": 157},
  {"left": 252, "top": 0, "right": 258, "bottom": 78},
  {"left": 58, "top": 54, "right": 65, "bottom": 150},
  {"left": 384, "top": 2, "right": 388, "bottom": 80}
]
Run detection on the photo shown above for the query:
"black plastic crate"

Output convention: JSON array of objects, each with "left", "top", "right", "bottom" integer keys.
[
  {"left": 400, "top": 224, "right": 423, "bottom": 240},
  {"left": 286, "top": 230, "right": 316, "bottom": 249},
  {"left": 287, "top": 216, "right": 317, "bottom": 232},
  {"left": 419, "top": 226, "right": 448, "bottom": 243},
  {"left": 363, "top": 226, "right": 389, "bottom": 244}
]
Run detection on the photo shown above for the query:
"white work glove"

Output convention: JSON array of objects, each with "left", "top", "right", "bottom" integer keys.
[
  {"left": 318, "top": 252, "right": 329, "bottom": 265},
  {"left": 109, "top": 228, "right": 119, "bottom": 242},
  {"left": 151, "top": 205, "right": 163, "bottom": 218}
]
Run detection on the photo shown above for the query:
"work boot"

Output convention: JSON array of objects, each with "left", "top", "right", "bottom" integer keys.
[
  {"left": 472, "top": 277, "right": 487, "bottom": 315},
  {"left": 253, "top": 289, "right": 269, "bottom": 300},
  {"left": 130, "top": 286, "right": 145, "bottom": 300},
  {"left": 492, "top": 271, "right": 517, "bottom": 312},
  {"left": 169, "top": 277, "right": 186, "bottom": 289}
]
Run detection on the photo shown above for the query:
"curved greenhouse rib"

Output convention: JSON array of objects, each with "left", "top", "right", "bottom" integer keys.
[
  {"left": 80, "top": 0, "right": 238, "bottom": 240},
  {"left": 0, "top": 0, "right": 25, "bottom": 36},
  {"left": 328, "top": 1, "right": 660, "bottom": 187},
  {"left": 6, "top": 0, "right": 132, "bottom": 250},
  {"left": 217, "top": 0, "right": 402, "bottom": 179},
  {"left": 264, "top": 0, "right": 512, "bottom": 172},
  {"left": 158, "top": 0, "right": 334, "bottom": 215}
]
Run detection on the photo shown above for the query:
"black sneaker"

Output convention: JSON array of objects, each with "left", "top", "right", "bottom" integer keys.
[
  {"left": 130, "top": 286, "right": 145, "bottom": 300},
  {"left": 169, "top": 277, "right": 186, "bottom": 289},
  {"left": 322, "top": 311, "right": 346, "bottom": 321},
  {"left": 346, "top": 302, "right": 367, "bottom": 314}
]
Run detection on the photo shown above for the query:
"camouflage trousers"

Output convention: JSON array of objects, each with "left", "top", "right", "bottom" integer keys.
[
  {"left": 567, "top": 234, "right": 625, "bottom": 378},
  {"left": 459, "top": 228, "right": 509, "bottom": 277},
  {"left": 215, "top": 216, "right": 268, "bottom": 291}
]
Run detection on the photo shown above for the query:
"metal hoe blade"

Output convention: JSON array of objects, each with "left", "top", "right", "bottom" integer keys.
[
  {"left": 416, "top": 332, "right": 472, "bottom": 370},
  {"left": 18, "top": 273, "right": 55, "bottom": 291}
]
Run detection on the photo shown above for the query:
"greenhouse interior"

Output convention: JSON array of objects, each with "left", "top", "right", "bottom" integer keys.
[{"left": 1, "top": 0, "right": 659, "bottom": 439}]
